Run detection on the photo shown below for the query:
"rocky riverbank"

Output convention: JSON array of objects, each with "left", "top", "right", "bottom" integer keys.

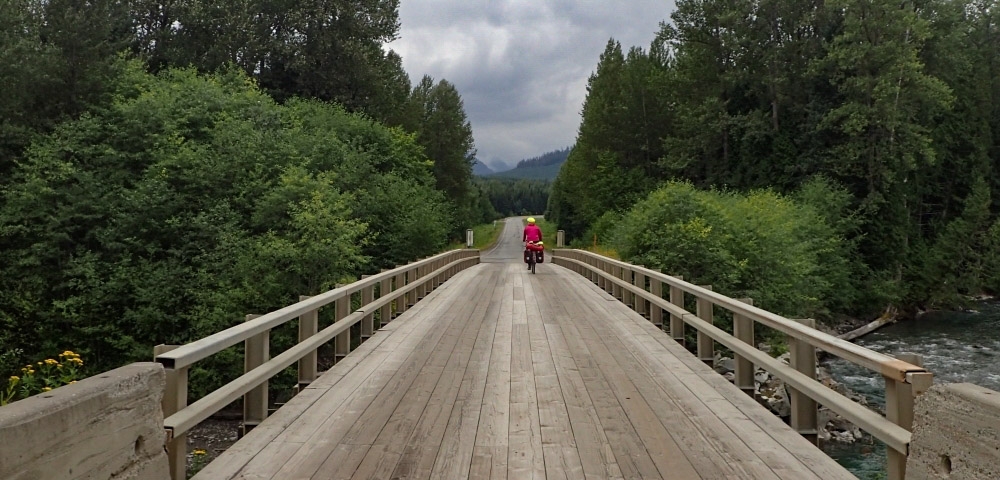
[{"left": 713, "top": 351, "right": 872, "bottom": 444}]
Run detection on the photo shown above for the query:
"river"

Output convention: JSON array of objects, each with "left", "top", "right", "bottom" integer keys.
[{"left": 822, "top": 301, "right": 1000, "bottom": 478}]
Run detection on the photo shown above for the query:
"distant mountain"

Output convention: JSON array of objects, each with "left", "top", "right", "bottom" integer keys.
[
  {"left": 472, "top": 160, "right": 495, "bottom": 176},
  {"left": 486, "top": 147, "right": 570, "bottom": 180},
  {"left": 514, "top": 147, "right": 570, "bottom": 169}
]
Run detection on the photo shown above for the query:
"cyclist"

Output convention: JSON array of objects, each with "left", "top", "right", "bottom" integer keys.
[{"left": 523, "top": 217, "right": 542, "bottom": 269}]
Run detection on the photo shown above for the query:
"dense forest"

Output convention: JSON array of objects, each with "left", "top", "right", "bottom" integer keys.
[
  {"left": 513, "top": 148, "right": 571, "bottom": 169},
  {"left": 0, "top": 0, "right": 493, "bottom": 386},
  {"left": 550, "top": 0, "right": 1000, "bottom": 319},
  {"left": 476, "top": 177, "right": 550, "bottom": 216}
]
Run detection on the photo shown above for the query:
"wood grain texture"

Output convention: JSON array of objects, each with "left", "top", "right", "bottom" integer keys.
[{"left": 197, "top": 262, "right": 854, "bottom": 480}]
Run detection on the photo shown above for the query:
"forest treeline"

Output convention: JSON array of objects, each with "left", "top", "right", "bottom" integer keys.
[
  {"left": 513, "top": 148, "right": 570, "bottom": 169},
  {"left": 0, "top": 0, "right": 496, "bottom": 380},
  {"left": 476, "top": 178, "right": 550, "bottom": 216},
  {"left": 550, "top": 0, "right": 1000, "bottom": 319}
]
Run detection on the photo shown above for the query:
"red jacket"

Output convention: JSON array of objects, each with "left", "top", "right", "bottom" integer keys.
[{"left": 523, "top": 224, "right": 542, "bottom": 242}]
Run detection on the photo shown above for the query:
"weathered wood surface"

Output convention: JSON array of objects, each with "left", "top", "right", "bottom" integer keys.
[{"left": 195, "top": 262, "right": 853, "bottom": 480}]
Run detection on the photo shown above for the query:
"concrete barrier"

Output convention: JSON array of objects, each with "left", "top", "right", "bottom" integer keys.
[
  {"left": 907, "top": 383, "right": 1000, "bottom": 479},
  {"left": 0, "top": 362, "right": 169, "bottom": 480}
]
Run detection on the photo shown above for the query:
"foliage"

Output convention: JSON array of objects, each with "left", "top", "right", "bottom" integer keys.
[
  {"left": 513, "top": 148, "right": 571, "bottom": 169},
  {"left": 0, "top": 0, "right": 132, "bottom": 178},
  {"left": 475, "top": 177, "right": 550, "bottom": 217},
  {"left": 613, "top": 181, "right": 857, "bottom": 321},
  {"left": 550, "top": 0, "right": 1000, "bottom": 311},
  {"left": 131, "top": 0, "right": 405, "bottom": 121},
  {"left": 2, "top": 351, "right": 84, "bottom": 405},
  {"left": 397, "top": 75, "right": 482, "bottom": 235},
  {"left": 0, "top": 65, "right": 451, "bottom": 389}
]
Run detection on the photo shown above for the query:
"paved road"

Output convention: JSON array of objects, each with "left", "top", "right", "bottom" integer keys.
[{"left": 481, "top": 216, "right": 537, "bottom": 264}]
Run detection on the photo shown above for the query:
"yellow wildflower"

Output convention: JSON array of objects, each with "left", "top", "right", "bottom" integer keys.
[
  {"left": 8, "top": 376, "right": 18, "bottom": 383},
  {"left": 193, "top": 449, "right": 207, "bottom": 456},
  {"left": 69, "top": 381, "right": 77, "bottom": 384},
  {"left": 41, "top": 387, "right": 52, "bottom": 392},
  {"left": 45, "top": 359, "right": 57, "bottom": 365}
]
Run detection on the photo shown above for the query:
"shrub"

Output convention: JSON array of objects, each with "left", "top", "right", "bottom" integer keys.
[{"left": 613, "top": 180, "right": 859, "bottom": 322}]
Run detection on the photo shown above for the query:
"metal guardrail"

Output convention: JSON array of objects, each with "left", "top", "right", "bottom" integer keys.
[
  {"left": 154, "top": 249, "right": 480, "bottom": 480},
  {"left": 552, "top": 249, "right": 932, "bottom": 480}
]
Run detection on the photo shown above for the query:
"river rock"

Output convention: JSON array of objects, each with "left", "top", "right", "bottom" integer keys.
[
  {"left": 714, "top": 357, "right": 735, "bottom": 374},
  {"left": 759, "top": 377, "right": 791, "bottom": 417},
  {"left": 776, "top": 352, "right": 791, "bottom": 365}
]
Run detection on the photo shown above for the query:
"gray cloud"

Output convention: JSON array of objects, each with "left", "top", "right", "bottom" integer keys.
[{"left": 390, "top": 0, "right": 676, "bottom": 170}]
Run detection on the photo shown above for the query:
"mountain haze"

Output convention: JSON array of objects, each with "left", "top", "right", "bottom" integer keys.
[{"left": 485, "top": 147, "right": 569, "bottom": 180}]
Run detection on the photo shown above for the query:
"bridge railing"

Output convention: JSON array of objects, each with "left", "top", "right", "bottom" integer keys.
[
  {"left": 552, "top": 249, "right": 932, "bottom": 480},
  {"left": 153, "top": 248, "right": 479, "bottom": 480}
]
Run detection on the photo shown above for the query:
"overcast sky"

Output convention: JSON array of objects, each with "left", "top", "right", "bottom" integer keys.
[{"left": 389, "top": 1, "right": 677, "bottom": 171}]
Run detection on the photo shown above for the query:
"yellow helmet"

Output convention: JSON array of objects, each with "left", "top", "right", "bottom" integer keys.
[{"left": 527, "top": 217, "right": 536, "bottom": 224}]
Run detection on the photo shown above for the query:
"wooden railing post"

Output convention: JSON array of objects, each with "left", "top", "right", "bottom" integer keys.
[
  {"left": 733, "top": 298, "right": 755, "bottom": 399},
  {"left": 650, "top": 278, "right": 663, "bottom": 329},
  {"left": 297, "top": 296, "right": 318, "bottom": 390},
  {"left": 379, "top": 272, "right": 391, "bottom": 328},
  {"left": 696, "top": 286, "right": 714, "bottom": 366},
  {"left": 335, "top": 292, "right": 350, "bottom": 363},
  {"left": 634, "top": 267, "right": 648, "bottom": 318},
  {"left": 622, "top": 266, "right": 634, "bottom": 308},
  {"left": 885, "top": 353, "right": 928, "bottom": 480},
  {"left": 598, "top": 260, "right": 607, "bottom": 291},
  {"left": 155, "top": 344, "right": 186, "bottom": 480},
  {"left": 361, "top": 276, "right": 374, "bottom": 340},
  {"left": 557, "top": 230, "right": 565, "bottom": 247},
  {"left": 789, "top": 318, "right": 818, "bottom": 445},
  {"left": 611, "top": 264, "right": 625, "bottom": 302},
  {"left": 242, "top": 314, "right": 269, "bottom": 436},
  {"left": 670, "top": 276, "right": 685, "bottom": 345},
  {"left": 435, "top": 258, "right": 444, "bottom": 288},
  {"left": 394, "top": 267, "right": 406, "bottom": 317},
  {"left": 413, "top": 264, "right": 423, "bottom": 301}
]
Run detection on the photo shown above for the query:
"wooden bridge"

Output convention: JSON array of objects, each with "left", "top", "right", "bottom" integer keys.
[{"left": 154, "top": 219, "right": 933, "bottom": 480}]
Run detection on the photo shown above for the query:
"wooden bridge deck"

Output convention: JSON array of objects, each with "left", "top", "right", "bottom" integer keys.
[{"left": 195, "top": 262, "right": 854, "bottom": 480}]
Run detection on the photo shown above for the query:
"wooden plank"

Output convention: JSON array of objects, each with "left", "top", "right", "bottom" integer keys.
[
  {"left": 523, "top": 272, "right": 585, "bottom": 480},
  {"left": 193, "top": 303, "right": 414, "bottom": 478},
  {"left": 260, "top": 271, "right": 486, "bottom": 479},
  {"left": 193, "top": 271, "right": 460, "bottom": 479},
  {"left": 300, "top": 273, "right": 490, "bottom": 479},
  {"left": 471, "top": 263, "right": 515, "bottom": 480},
  {"left": 561, "top": 280, "right": 771, "bottom": 479},
  {"left": 568, "top": 272, "right": 852, "bottom": 479},
  {"left": 543, "top": 324, "right": 623, "bottom": 479},
  {"left": 540, "top": 259, "right": 625, "bottom": 480},
  {"left": 551, "top": 281, "right": 682, "bottom": 480},
  {"left": 392, "top": 268, "right": 505, "bottom": 479},
  {"left": 204, "top": 257, "right": 856, "bottom": 480},
  {"left": 429, "top": 267, "right": 506, "bottom": 479},
  {"left": 508, "top": 322, "right": 545, "bottom": 478},
  {"left": 348, "top": 269, "right": 501, "bottom": 478}
]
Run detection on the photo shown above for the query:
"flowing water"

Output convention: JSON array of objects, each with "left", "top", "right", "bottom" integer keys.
[{"left": 823, "top": 301, "right": 1000, "bottom": 478}]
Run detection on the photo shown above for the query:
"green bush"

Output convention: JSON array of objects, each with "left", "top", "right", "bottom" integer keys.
[
  {"left": 0, "top": 64, "right": 452, "bottom": 396},
  {"left": 613, "top": 180, "right": 859, "bottom": 321}
]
